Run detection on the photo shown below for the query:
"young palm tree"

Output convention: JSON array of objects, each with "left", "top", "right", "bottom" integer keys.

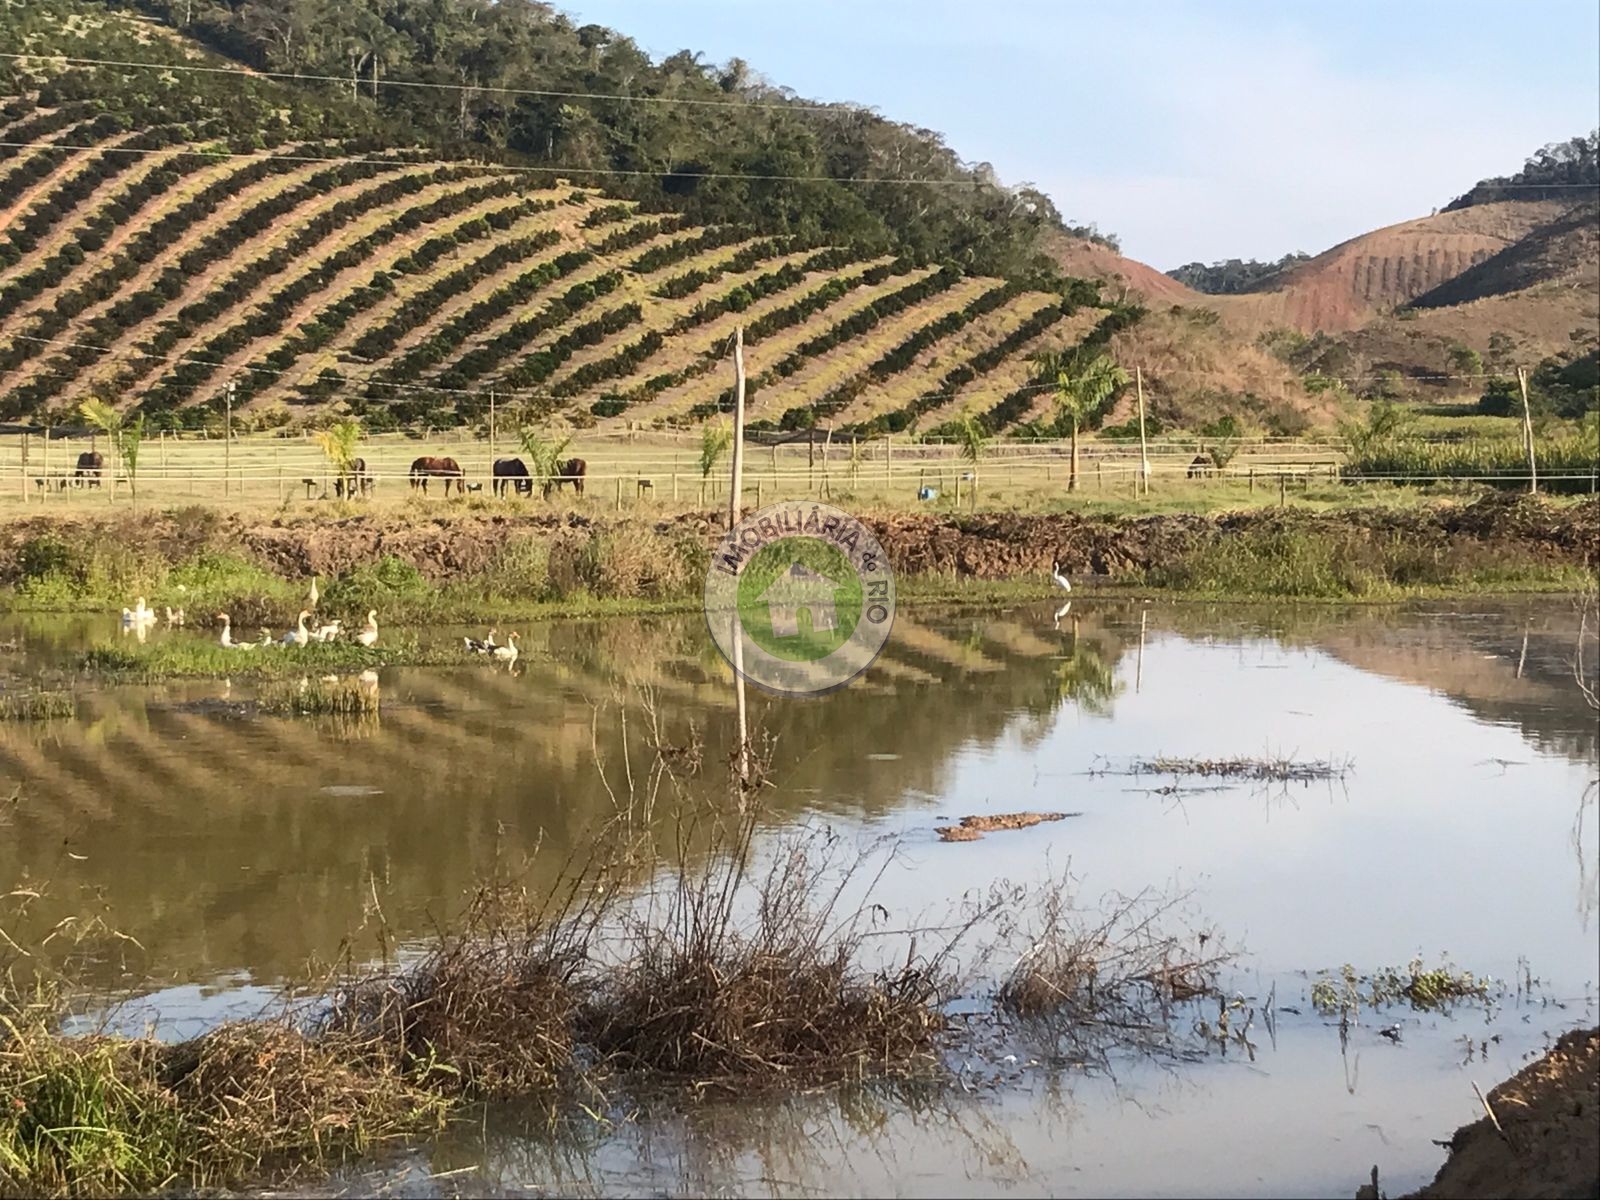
[
  {"left": 79, "top": 396, "right": 145, "bottom": 501},
  {"left": 1033, "top": 350, "right": 1130, "bottom": 491},
  {"left": 518, "top": 426, "right": 572, "bottom": 489},
  {"left": 953, "top": 413, "right": 989, "bottom": 486},
  {"left": 313, "top": 418, "right": 363, "bottom": 497}
]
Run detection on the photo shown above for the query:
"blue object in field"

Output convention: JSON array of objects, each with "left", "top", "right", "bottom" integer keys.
[{"left": 918, "top": 486, "right": 938, "bottom": 501}]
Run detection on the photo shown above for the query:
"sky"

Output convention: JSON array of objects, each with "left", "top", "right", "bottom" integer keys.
[{"left": 562, "top": 0, "right": 1600, "bottom": 270}]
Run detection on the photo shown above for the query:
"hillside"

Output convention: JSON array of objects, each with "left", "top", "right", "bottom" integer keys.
[{"left": 0, "top": 95, "right": 1132, "bottom": 435}]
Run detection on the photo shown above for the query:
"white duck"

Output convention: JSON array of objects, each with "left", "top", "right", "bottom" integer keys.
[
  {"left": 356, "top": 610, "right": 379, "bottom": 648},
  {"left": 491, "top": 632, "right": 520, "bottom": 664},
  {"left": 1050, "top": 559, "right": 1072, "bottom": 593},
  {"left": 165, "top": 606, "right": 185, "bottom": 627},
  {"left": 313, "top": 618, "right": 342, "bottom": 643},
  {"left": 464, "top": 628, "right": 497, "bottom": 655},
  {"left": 280, "top": 610, "right": 312, "bottom": 647},
  {"left": 216, "top": 613, "right": 255, "bottom": 650}
]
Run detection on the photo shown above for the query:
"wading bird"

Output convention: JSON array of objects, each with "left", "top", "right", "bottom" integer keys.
[{"left": 1051, "top": 559, "right": 1072, "bottom": 593}]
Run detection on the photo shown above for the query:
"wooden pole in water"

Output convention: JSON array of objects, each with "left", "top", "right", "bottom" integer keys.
[
  {"left": 1517, "top": 366, "right": 1537, "bottom": 495},
  {"left": 1136, "top": 365, "right": 1150, "bottom": 497},
  {"left": 728, "top": 326, "right": 749, "bottom": 785}
]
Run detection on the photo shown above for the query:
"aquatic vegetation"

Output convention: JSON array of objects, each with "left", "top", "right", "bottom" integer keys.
[
  {"left": 256, "top": 676, "right": 380, "bottom": 716},
  {"left": 78, "top": 637, "right": 417, "bottom": 681},
  {"left": 1123, "top": 755, "right": 1353, "bottom": 783},
  {"left": 0, "top": 691, "right": 76, "bottom": 721},
  {"left": 1309, "top": 957, "right": 1496, "bottom": 1016}
]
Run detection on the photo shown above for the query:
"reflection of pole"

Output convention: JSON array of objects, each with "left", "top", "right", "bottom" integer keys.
[
  {"left": 1516, "top": 621, "right": 1529, "bottom": 679},
  {"left": 1136, "top": 607, "right": 1146, "bottom": 693},
  {"left": 730, "top": 327, "right": 749, "bottom": 784}
]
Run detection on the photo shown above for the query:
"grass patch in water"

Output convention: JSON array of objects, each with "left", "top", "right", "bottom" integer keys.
[
  {"left": 256, "top": 676, "right": 380, "bottom": 716},
  {"left": 78, "top": 638, "right": 439, "bottom": 681},
  {"left": 0, "top": 691, "right": 76, "bottom": 721}
]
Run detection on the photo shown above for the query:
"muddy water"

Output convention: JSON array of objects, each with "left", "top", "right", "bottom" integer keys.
[{"left": 0, "top": 600, "right": 1596, "bottom": 1196}]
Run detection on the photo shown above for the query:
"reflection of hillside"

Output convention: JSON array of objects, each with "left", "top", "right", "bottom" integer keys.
[
  {"left": 0, "top": 611, "right": 1128, "bottom": 989},
  {"left": 1111, "top": 601, "right": 1598, "bottom": 763}
]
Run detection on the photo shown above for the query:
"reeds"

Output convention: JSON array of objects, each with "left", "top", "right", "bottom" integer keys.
[{"left": 0, "top": 691, "right": 76, "bottom": 722}]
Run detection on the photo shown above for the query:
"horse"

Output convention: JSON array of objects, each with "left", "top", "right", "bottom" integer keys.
[
  {"left": 1186, "top": 453, "right": 1213, "bottom": 479},
  {"left": 409, "top": 456, "right": 465, "bottom": 495},
  {"left": 74, "top": 450, "right": 103, "bottom": 489},
  {"left": 543, "top": 457, "right": 587, "bottom": 499},
  {"left": 334, "top": 456, "right": 373, "bottom": 499},
  {"left": 492, "top": 457, "right": 532, "bottom": 497}
]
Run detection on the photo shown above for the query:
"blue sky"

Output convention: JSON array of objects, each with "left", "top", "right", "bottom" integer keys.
[{"left": 564, "top": 0, "right": 1600, "bottom": 269}]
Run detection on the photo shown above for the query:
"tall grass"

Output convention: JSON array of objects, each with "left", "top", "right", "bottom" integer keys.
[
  {"left": 1344, "top": 434, "right": 1599, "bottom": 493},
  {"left": 0, "top": 692, "right": 76, "bottom": 721}
]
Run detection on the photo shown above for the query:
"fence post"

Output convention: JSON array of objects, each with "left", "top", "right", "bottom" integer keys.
[
  {"left": 1248, "top": 468, "right": 1254, "bottom": 494},
  {"left": 1279, "top": 473, "right": 1286, "bottom": 506},
  {"left": 671, "top": 473, "right": 678, "bottom": 503},
  {"left": 615, "top": 476, "right": 623, "bottom": 510}
]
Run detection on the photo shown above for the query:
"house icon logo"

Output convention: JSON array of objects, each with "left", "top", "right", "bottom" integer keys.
[
  {"left": 758, "top": 562, "right": 840, "bottom": 639},
  {"left": 705, "top": 501, "right": 895, "bottom": 696}
]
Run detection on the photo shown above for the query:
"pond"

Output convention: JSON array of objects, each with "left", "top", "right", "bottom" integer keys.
[{"left": 0, "top": 599, "right": 1595, "bottom": 1197}]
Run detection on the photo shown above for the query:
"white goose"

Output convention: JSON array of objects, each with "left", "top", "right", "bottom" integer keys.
[
  {"left": 356, "top": 610, "right": 379, "bottom": 648},
  {"left": 165, "top": 606, "right": 185, "bottom": 627},
  {"left": 216, "top": 613, "right": 255, "bottom": 650},
  {"left": 308, "top": 575, "right": 320, "bottom": 609},
  {"left": 313, "top": 618, "right": 342, "bottom": 643},
  {"left": 120, "top": 597, "right": 156, "bottom": 627},
  {"left": 280, "top": 610, "right": 312, "bottom": 647},
  {"left": 491, "top": 632, "right": 520, "bottom": 664},
  {"left": 1050, "top": 559, "right": 1072, "bottom": 593}
]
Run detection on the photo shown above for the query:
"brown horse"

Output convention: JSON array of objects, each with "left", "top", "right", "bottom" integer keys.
[
  {"left": 334, "top": 456, "right": 373, "bottom": 498},
  {"left": 543, "top": 457, "right": 587, "bottom": 499},
  {"left": 74, "top": 450, "right": 103, "bottom": 489},
  {"left": 410, "top": 456, "right": 465, "bottom": 495}
]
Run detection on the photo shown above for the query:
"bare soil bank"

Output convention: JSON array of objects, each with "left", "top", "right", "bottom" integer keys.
[
  {"left": 0, "top": 492, "right": 1593, "bottom": 588},
  {"left": 1406, "top": 1026, "right": 1598, "bottom": 1200}
]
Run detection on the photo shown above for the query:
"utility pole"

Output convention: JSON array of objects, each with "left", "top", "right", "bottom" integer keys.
[
  {"left": 1517, "top": 366, "right": 1537, "bottom": 495},
  {"left": 729, "top": 326, "right": 746, "bottom": 524},
  {"left": 224, "top": 378, "right": 234, "bottom": 498},
  {"left": 488, "top": 384, "right": 497, "bottom": 467},
  {"left": 728, "top": 326, "right": 749, "bottom": 785},
  {"left": 1135, "top": 365, "right": 1150, "bottom": 497}
]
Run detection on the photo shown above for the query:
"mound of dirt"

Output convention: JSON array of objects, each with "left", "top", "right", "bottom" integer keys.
[
  {"left": 1405, "top": 1026, "right": 1598, "bottom": 1200},
  {"left": 0, "top": 495, "right": 1592, "bottom": 590}
]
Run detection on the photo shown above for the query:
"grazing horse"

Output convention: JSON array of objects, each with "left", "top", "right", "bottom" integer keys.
[
  {"left": 334, "top": 456, "right": 373, "bottom": 499},
  {"left": 1186, "top": 453, "right": 1213, "bottom": 479},
  {"left": 409, "top": 456, "right": 465, "bottom": 495},
  {"left": 74, "top": 450, "right": 104, "bottom": 488},
  {"left": 543, "top": 456, "right": 587, "bottom": 499},
  {"left": 492, "top": 457, "right": 532, "bottom": 497}
]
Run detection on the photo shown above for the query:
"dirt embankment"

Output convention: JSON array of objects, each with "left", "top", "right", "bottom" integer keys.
[
  {"left": 0, "top": 494, "right": 1593, "bottom": 588},
  {"left": 1405, "top": 1027, "right": 1598, "bottom": 1200}
]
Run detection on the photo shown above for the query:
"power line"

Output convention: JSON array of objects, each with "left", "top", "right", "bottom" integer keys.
[
  {"left": 0, "top": 51, "right": 862, "bottom": 115},
  {"left": 0, "top": 138, "right": 994, "bottom": 188}
]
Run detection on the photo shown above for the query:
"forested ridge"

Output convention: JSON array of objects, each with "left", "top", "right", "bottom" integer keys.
[
  {"left": 1165, "top": 252, "right": 1311, "bottom": 295},
  {"left": 2, "top": 0, "right": 1113, "bottom": 283},
  {"left": 1445, "top": 131, "right": 1598, "bottom": 211}
]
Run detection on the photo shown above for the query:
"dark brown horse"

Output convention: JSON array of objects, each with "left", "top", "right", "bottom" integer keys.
[
  {"left": 410, "top": 456, "right": 465, "bottom": 495},
  {"left": 74, "top": 450, "right": 103, "bottom": 488},
  {"left": 543, "top": 457, "right": 586, "bottom": 499},
  {"left": 492, "top": 457, "right": 532, "bottom": 497},
  {"left": 334, "top": 456, "right": 373, "bottom": 498}
]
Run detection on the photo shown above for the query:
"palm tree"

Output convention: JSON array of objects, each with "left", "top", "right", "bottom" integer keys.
[
  {"left": 953, "top": 412, "right": 989, "bottom": 487},
  {"left": 1033, "top": 350, "right": 1130, "bottom": 491},
  {"left": 79, "top": 396, "right": 145, "bottom": 502},
  {"left": 313, "top": 418, "right": 363, "bottom": 497},
  {"left": 518, "top": 426, "right": 572, "bottom": 490}
]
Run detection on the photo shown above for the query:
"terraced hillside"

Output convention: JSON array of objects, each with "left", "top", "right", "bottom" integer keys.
[{"left": 0, "top": 107, "right": 1119, "bottom": 435}]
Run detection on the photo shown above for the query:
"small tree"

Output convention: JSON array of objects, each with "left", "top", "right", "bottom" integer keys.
[
  {"left": 699, "top": 420, "right": 733, "bottom": 479},
  {"left": 1339, "top": 398, "right": 1413, "bottom": 457},
  {"left": 518, "top": 426, "right": 573, "bottom": 491},
  {"left": 79, "top": 396, "right": 145, "bottom": 501},
  {"left": 313, "top": 417, "right": 363, "bottom": 497},
  {"left": 953, "top": 412, "right": 989, "bottom": 484},
  {"left": 1033, "top": 350, "right": 1130, "bottom": 491}
]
